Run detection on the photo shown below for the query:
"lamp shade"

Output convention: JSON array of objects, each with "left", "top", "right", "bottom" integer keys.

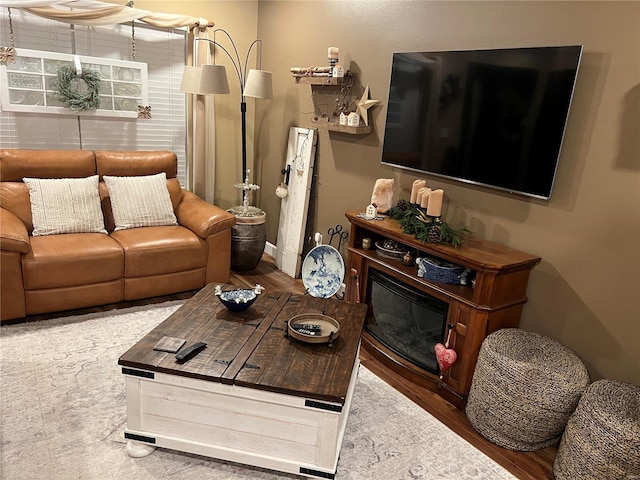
[
  {"left": 179, "top": 66, "right": 204, "bottom": 94},
  {"left": 198, "top": 64, "right": 231, "bottom": 95},
  {"left": 243, "top": 69, "right": 273, "bottom": 100}
]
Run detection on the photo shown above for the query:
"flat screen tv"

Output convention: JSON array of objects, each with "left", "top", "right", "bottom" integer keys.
[{"left": 381, "top": 46, "right": 582, "bottom": 199}]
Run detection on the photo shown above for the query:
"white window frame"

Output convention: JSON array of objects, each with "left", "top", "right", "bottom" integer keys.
[{"left": 1, "top": 48, "right": 149, "bottom": 118}]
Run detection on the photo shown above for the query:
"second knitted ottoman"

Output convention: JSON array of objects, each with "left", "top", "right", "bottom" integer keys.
[
  {"left": 465, "top": 328, "right": 590, "bottom": 451},
  {"left": 553, "top": 379, "right": 640, "bottom": 480}
]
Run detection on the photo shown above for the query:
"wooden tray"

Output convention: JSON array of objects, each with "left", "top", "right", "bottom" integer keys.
[{"left": 287, "top": 313, "right": 341, "bottom": 346}]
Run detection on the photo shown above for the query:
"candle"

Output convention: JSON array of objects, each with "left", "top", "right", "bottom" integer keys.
[
  {"left": 426, "top": 189, "right": 444, "bottom": 217},
  {"left": 328, "top": 47, "right": 339, "bottom": 59},
  {"left": 416, "top": 187, "right": 430, "bottom": 205},
  {"left": 420, "top": 188, "right": 433, "bottom": 208},
  {"left": 410, "top": 179, "right": 426, "bottom": 204}
]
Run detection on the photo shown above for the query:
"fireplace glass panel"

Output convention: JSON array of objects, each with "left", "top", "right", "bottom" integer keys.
[{"left": 365, "top": 268, "right": 448, "bottom": 374}]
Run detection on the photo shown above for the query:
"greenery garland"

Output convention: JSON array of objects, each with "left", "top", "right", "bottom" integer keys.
[
  {"left": 53, "top": 65, "right": 102, "bottom": 112},
  {"left": 387, "top": 200, "right": 472, "bottom": 247}
]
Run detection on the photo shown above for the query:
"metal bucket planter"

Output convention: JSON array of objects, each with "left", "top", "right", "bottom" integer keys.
[{"left": 229, "top": 209, "right": 267, "bottom": 272}]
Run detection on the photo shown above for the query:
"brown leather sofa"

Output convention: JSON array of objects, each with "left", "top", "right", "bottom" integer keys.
[{"left": 0, "top": 149, "right": 235, "bottom": 322}]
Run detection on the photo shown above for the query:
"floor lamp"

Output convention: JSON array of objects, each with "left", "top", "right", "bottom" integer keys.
[{"left": 180, "top": 28, "right": 273, "bottom": 214}]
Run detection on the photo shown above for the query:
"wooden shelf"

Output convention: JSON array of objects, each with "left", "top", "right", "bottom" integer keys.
[
  {"left": 348, "top": 246, "right": 477, "bottom": 307},
  {"left": 293, "top": 76, "right": 341, "bottom": 85},
  {"left": 311, "top": 118, "right": 372, "bottom": 134},
  {"left": 293, "top": 72, "right": 371, "bottom": 135}
]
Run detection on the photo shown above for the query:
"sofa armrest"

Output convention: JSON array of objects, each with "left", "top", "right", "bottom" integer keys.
[
  {"left": 0, "top": 208, "right": 30, "bottom": 254},
  {"left": 175, "top": 191, "right": 236, "bottom": 239}
]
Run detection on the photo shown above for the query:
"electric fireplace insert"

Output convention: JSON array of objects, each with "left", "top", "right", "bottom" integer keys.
[{"left": 365, "top": 268, "right": 448, "bottom": 375}]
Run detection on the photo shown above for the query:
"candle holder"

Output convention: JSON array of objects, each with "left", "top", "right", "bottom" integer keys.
[{"left": 387, "top": 200, "right": 471, "bottom": 248}]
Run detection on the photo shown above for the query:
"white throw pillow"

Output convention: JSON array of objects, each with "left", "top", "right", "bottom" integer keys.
[
  {"left": 103, "top": 173, "right": 178, "bottom": 231},
  {"left": 23, "top": 175, "right": 107, "bottom": 236}
]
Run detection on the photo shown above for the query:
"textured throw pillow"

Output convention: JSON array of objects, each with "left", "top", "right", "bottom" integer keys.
[
  {"left": 23, "top": 175, "right": 107, "bottom": 236},
  {"left": 103, "top": 173, "right": 177, "bottom": 231}
]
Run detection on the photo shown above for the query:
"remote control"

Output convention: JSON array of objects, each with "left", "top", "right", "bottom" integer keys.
[
  {"left": 175, "top": 342, "right": 207, "bottom": 363},
  {"left": 297, "top": 329, "right": 318, "bottom": 336},
  {"left": 293, "top": 327, "right": 320, "bottom": 336},
  {"left": 293, "top": 324, "right": 321, "bottom": 332},
  {"left": 298, "top": 324, "right": 322, "bottom": 332}
]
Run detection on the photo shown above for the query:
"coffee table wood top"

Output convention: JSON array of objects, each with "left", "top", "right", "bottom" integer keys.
[{"left": 119, "top": 283, "right": 367, "bottom": 404}]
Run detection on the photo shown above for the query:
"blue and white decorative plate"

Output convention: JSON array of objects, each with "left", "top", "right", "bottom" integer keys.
[{"left": 302, "top": 245, "right": 345, "bottom": 298}]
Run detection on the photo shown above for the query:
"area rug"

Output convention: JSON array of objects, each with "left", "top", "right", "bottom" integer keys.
[{"left": 0, "top": 302, "right": 516, "bottom": 480}]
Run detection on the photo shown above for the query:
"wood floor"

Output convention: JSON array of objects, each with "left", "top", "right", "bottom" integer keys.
[{"left": 18, "top": 254, "right": 556, "bottom": 479}]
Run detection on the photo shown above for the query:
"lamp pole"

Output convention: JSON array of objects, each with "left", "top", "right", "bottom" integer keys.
[{"left": 240, "top": 99, "right": 247, "bottom": 189}]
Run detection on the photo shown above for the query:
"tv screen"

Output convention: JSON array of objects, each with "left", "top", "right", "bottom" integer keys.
[{"left": 381, "top": 46, "right": 582, "bottom": 199}]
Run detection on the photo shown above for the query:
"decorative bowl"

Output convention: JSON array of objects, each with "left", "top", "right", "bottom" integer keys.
[
  {"left": 215, "top": 284, "right": 264, "bottom": 312},
  {"left": 375, "top": 239, "right": 409, "bottom": 260},
  {"left": 286, "top": 313, "right": 341, "bottom": 347}
]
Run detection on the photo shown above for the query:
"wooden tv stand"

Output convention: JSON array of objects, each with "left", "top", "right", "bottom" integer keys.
[{"left": 345, "top": 210, "right": 541, "bottom": 408}]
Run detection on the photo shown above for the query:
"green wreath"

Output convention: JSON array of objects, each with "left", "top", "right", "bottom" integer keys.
[{"left": 54, "top": 65, "right": 102, "bottom": 112}]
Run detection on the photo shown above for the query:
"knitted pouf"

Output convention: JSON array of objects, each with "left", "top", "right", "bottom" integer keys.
[
  {"left": 553, "top": 379, "right": 640, "bottom": 480},
  {"left": 465, "top": 328, "right": 590, "bottom": 451}
]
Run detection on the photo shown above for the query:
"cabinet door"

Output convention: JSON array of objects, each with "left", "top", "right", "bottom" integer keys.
[
  {"left": 441, "top": 302, "right": 477, "bottom": 397},
  {"left": 345, "top": 253, "right": 364, "bottom": 304}
]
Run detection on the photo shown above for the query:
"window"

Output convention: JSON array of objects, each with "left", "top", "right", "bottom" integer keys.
[
  {"left": 0, "top": 9, "right": 187, "bottom": 185},
  {"left": 1, "top": 48, "right": 149, "bottom": 117}
]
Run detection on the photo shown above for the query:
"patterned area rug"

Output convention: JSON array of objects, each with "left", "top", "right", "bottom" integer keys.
[{"left": 0, "top": 302, "right": 515, "bottom": 480}]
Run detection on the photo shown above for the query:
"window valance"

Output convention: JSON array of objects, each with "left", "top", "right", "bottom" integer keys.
[{"left": 0, "top": 0, "right": 212, "bottom": 30}]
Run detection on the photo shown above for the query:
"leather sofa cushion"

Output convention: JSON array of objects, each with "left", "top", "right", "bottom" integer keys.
[
  {"left": 23, "top": 233, "right": 124, "bottom": 290},
  {"left": 0, "top": 149, "right": 96, "bottom": 182},
  {"left": 111, "top": 225, "right": 207, "bottom": 278},
  {"left": 95, "top": 150, "right": 177, "bottom": 179},
  {"left": 25, "top": 280, "right": 125, "bottom": 316},
  {"left": 125, "top": 269, "right": 205, "bottom": 301}
]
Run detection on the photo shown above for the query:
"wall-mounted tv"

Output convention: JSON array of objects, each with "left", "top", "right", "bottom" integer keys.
[{"left": 381, "top": 45, "right": 582, "bottom": 199}]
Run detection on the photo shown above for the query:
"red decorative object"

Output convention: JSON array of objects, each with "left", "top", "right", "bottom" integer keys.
[
  {"left": 435, "top": 343, "right": 457, "bottom": 372},
  {"left": 435, "top": 324, "right": 457, "bottom": 373}
]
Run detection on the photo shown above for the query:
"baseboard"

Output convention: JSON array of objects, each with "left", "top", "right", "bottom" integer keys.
[{"left": 265, "top": 241, "right": 277, "bottom": 258}]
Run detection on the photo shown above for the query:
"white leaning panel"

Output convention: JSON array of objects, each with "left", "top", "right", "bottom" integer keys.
[{"left": 276, "top": 127, "right": 317, "bottom": 278}]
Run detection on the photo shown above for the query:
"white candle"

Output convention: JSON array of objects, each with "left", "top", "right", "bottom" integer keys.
[
  {"left": 426, "top": 189, "right": 444, "bottom": 217},
  {"left": 410, "top": 179, "right": 426, "bottom": 204},
  {"left": 328, "top": 47, "right": 339, "bottom": 59},
  {"left": 416, "top": 187, "right": 430, "bottom": 205},
  {"left": 420, "top": 188, "right": 433, "bottom": 208}
]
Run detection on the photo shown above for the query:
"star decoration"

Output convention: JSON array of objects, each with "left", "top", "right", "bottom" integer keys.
[
  {"left": 0, "top": 46, "right": 16, "bottom": 64},
  {"left": 137, "top": 105, "right": 152, "bottom": 119},
  {"left": 356, "top": 84, "right": 380, "bottom": 126}
]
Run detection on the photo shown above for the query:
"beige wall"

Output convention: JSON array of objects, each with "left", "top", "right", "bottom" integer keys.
[{"left": 147, "top": 1, "right": 640, "bottom": 386}]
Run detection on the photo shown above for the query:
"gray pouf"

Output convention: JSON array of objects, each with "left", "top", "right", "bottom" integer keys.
[
  {"left": 465, "top": 328, "right": 590, "bottom": 451},
  {"left": 554, "top": 379, "right": 640, "bottom": 480}
]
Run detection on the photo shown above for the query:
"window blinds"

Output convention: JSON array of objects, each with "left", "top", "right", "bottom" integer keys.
[{"left": 0, "top": 9, "right": 187, "bottom": 186}]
